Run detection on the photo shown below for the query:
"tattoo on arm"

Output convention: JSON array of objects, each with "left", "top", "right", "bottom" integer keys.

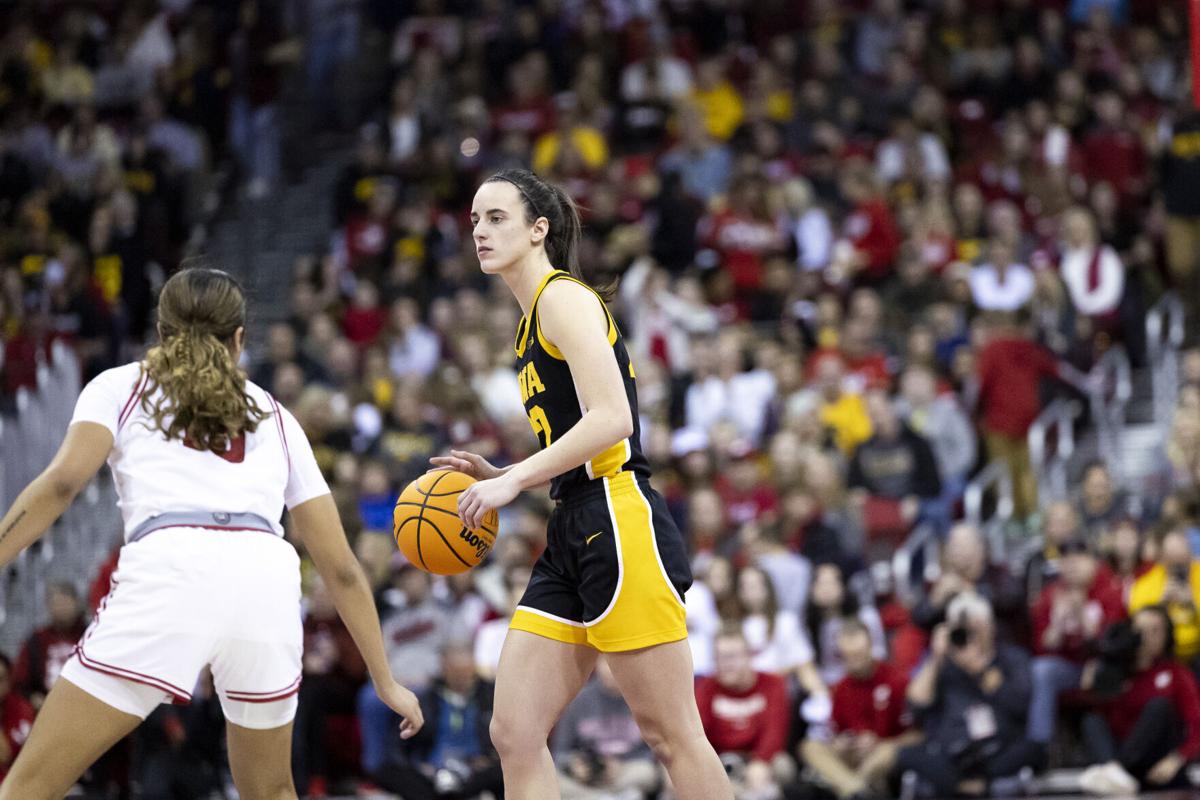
[{"left": 0, "top": 510, "right": 26, "bottom": 543}]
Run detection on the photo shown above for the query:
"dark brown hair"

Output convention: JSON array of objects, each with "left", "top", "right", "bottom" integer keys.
[
  {"left": 484, "top": 168, "right": 614, "bottom": 299},
  {"left": 139, "top": 268, "right": 267, "bottom": 454}
]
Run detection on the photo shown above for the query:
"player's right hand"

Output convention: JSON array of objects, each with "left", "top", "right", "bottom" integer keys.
[
  {"left": 430, "top": 449, "right": 503, "bottom": 481},
  {"left": 375, "top": 678, "right": 424, "bottom": 739}
]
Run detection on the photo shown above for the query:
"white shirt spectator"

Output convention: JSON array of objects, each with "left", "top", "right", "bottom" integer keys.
[
  {"left": 387, "top": 325, "right": 440, "bottom": 378},
  {"left": 876, "top": 133, "right": 951, "bottom": 184},
  {"left": 470, "top": 366, "right": 525, "bottom": 423},
  {"left": 793, "top": 207, "right": 834, "bottom": 272},
  {"left": 968, "top": 261, "right": 1035, "bottom": 311},
  {"left": 685, "top": 369, "right": 776, "bottom": 445},
  {"left": 685, "top": 581, "right": 721, "bottom": 676},
  {"left": 1059, "top": 244, "right": 1125, "bottom": 317},
  {"left": 620, "top": 56, "right": 694, "bottom": 102},
  {"left": 742, "top": 610, "right": 815, "bottom": 675}
]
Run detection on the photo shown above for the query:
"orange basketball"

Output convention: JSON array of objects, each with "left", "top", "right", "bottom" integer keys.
[{"left": 393, "top": 469, "right": 498, "bottom": 575}]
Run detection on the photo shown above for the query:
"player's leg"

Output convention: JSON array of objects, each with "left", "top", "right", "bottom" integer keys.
[
  {"left": 0, "top": 677, "right": 143, "bottom": 800},
  {"left": 490, "top": 629, "right": 598, "bottom": 800},
  {"left": 606, "top": 639, "right": 734, "bottom": 800},
  {"left": 226, "top": 718, "right": 298, "bottom": 800}
]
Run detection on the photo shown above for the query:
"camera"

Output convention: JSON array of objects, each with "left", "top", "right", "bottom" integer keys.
[
  {"left": 1170, "top": 565, "right": 1190, "bottom": 584},
  {"left": 1091, "top": 618, "right": 1141, "bottom": 699},
  {"left": 949, "top": 624, "right": 972, "bottom": 648}
]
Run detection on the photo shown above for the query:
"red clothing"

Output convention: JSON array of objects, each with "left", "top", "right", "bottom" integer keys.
[
  {"left": 1082, "top": 128, "right": 1147, "bottom": 201},
  {"left": 13, "top": 623, "right": 87, "bottom": 697},
  {"left": 831, "top": 662, "right": 910, "bottom": 738},
  {"left": 807, "top": 348, "right": 891, "bottom": 392},
  {"left": 0, "top": 692, "right": 34, "bottom": 782},
  {"left": 695, "top": 672, "right": 791, "bottom": 762},
  {"left": 844, "top": 199, "right": 901, "bottom": 279},
  {"left": 699, "top": 209, "right": 785, "bottom": 291},
  {"left": 976, "top": 336, "right": 1059, "bottom": 438},
  {"left": 1031, "top": 572, "right": 1126, "bottom": 663},
  {"left": 88, "top": 547, "right": 121, "bottom": 614},
  {"left": 1104, "top": 659, "right": 1200, "bottom": 760},
  {"left": 713, "top": 476, "right": 779, "bottom": 527},
  {"left": 342, "top": 307, "right": 386, "bottom": 346},
  {"left": 303, "top": 614, "right": 368, "bottom": 684},
  {"left": 343, "top": 215, "right": 389, "bottom": 270}
]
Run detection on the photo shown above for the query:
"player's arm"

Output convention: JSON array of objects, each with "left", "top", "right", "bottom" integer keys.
[
  {"left": 509, "top": 280, "right": 632, "bottom": 487},
  {"left": 288, "top": 494, "right": 424, "bottom": 737},
  {"left": 0, "top": 421, "right": 112, "bottom": 567},
  {"left": 458, "top": 281, "right": 631, "bottom": 527}
]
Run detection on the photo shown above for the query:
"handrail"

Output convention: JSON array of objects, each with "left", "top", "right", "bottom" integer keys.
[
  {"left": 891, "top": 521, "right": 939, "bottom": 607},
  {"left": 1089, "top": 346, "right": 1132, "bottom": 484},
  {"left": 964, "top": 459, "right": 1014, "bottom": 562},
  {"left": 1027, "top": 398, "right": 1084, "bottom": 504},
  {"left": 1147, "top": 292, "right": 1186, "bottom": 432}
]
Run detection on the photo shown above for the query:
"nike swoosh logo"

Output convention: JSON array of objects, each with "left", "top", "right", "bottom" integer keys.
[{"left": 585, "top": 532, "right": 604, "bottom": 545}]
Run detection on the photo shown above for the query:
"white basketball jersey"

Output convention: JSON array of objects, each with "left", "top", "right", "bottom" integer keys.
[{"left": 71, "top": 362, "right": 329, "bottom": 540}]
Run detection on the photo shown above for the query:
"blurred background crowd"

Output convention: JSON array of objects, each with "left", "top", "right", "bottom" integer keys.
[{"left": 5, "top": 0, "right": 1200, "bottom": 798}]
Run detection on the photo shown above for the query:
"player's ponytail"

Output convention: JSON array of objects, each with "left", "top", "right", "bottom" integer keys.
[
  {"left": 485, "top": 169, "right": 613, "bottom": 299},
  {"left": 139, "top": 267, "right": 267, "bottom": 454}
]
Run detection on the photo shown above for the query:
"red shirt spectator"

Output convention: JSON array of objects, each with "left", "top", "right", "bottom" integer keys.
[
  {"left": 831, "top": 661, "right": 909, "bottom": 738},
  {"left": 1105, "top": 658, "right": 1200, "bottom": 760},
  {"left": 14, "top": 583, "right": 88, "bottom": 705},
  {"left": 696, "top": 631, "right": 791, "bottom": 763},
  {"left": 976, "top": 324, "right": 1060, "bottom": 438},
  {"left": 843, "top": 198, "right": 901, "bottom": 281},
  {"left": 1031, "top": 560, "right": 1126, "bottom": 663},
  {"left": 0, "top": 655, "right": 34, "bottom": 784}
]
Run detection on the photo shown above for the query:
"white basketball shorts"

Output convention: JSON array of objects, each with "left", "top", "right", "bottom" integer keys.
[{"left": 60, "top": 526, "right": 303, "bottom": 729}]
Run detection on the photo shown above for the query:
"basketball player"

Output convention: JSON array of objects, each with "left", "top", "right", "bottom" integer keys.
[
  {"left": 431, "top": 169, "right": 733, "bottom": 799},
  {"left": 0, "top": 268, "right": 422, "bottom": 799}
]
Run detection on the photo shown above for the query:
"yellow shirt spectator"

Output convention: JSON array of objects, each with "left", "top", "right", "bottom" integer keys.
[
  {"left": 532, "top": 126, "right": 609, "bottom": 174},
  {"left": 821, "top": 392, "right": 873, "bottom": 455},
  {"left": 690, "top": 80, "right": 744, "bottom": 141},
  {"left": 1129, "top": 561, "right": 1200, "bottom": 661}
]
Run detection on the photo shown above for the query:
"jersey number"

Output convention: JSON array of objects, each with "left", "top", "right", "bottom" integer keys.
[
  {"left": 528, "top": 405, "right": 553, "bottom": 448},
  {"left": 184, "top": 433, "right": 246, "bottom": 464}
]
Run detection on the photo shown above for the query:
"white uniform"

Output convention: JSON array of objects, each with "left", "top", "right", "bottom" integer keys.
[{"left": 58, "top": 362, "right": 329, "bottom": 728}]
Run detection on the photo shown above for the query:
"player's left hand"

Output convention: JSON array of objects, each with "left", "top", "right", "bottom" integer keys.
[
  {"left": 458, "top": 472, "right": 520, "bottom": 529},
  {"left": 374, "top": 678, "right": 424, "bottom": 739}
]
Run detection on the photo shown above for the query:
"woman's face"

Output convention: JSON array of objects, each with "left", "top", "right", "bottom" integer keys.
[
  {"left": 811, "top": 563, "right": 844, "bottom": 609},
  {"left": 470, "top": 180, "right": 544, "bottom": 274},
  {"left": 1135, "top": 610, "right": 1168, "bottom": 662},
  {"left": 705, "top": 557, "right": 733, "bottom": 598},
  {"left": 736, "top": 568, "right": 770, "bottom": 613}
]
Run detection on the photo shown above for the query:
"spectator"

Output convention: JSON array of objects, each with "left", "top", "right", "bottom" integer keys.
[
  {"left": 732, "top": 565, "right": 821, "bottom": 694},
  {"left": 1023, "top": 500, "right": 1083, "bottom": 604},
  {"left": 1160, "top": 107, "right": 1200, "bottom": 329},
  {"left": 1079, "top": 606, "right": 1200, "bottom": 794},
  {"left": 974, "top": 310, "right": 1063, "bottom": 519},
  {"left": 358, "top": 563, "right": 448, "bottom": 777},
  {"left": 658, "top": 105, "right": 734, "bottom": 204},
  {"left": 1079, "top": 461, "right": 1135, "bottom": 537},
  {"left": 911, "top": 523, "right": 1025, "bottom": 639},
  {"left": 1058, "top": 206, "right": 1125, "bottom": 326},
  {"left": 695, "top": 628, "right": 794, "bottom": 800},
  {"left": 553, "top": 659, "right": 660, "bottom": 800},
  {"left": 801, "top": 619, "right": 915, "bottom": 799},
  {"left": 814, "top": 355, "right": 872, "bottom": 456},
  {"left": 293, "top": 576, "right": 368, "bottom": 796},
  {"left": 14, "top": 582, "right": 88, "bottom": 709},
  {"left": 1026, "top": 537, "right": 1125, "bottom": 748},
  {"left": 804, "top": 562, "right": 887, "bottom": 686},
  {"left": 1129, "top": 527, "right": 1200, "bottom": 664},
  {"left": 376, "top": 642, "right": 502, "bottom": 800},
  {"left": 0, "top": 655, "right": 34, "bottom": 785},
  {"left": 969, "top": 238, "right": 1035, "bottom": 312},
  {"left": 898, "top": 592, "right": 1040, "bottom": 797},
  {"left": 847, "top": 390, "right": 942, "bottom": 550},
  {"left": 1102, "top": 517, "right": 1152, "bottom": 601}
]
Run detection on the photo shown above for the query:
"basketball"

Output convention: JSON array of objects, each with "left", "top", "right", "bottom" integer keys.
[{"left": 393, "top": 469, "right": 498, "bottom": 575}]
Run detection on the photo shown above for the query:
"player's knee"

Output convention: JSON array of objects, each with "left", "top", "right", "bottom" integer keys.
[{"left": 490, "top": 710, "right": 540, "bottom": 758}]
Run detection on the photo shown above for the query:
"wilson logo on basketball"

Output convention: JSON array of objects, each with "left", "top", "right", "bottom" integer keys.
[{"left": 459, "top": 528, "right": 491, "bottom": 559}]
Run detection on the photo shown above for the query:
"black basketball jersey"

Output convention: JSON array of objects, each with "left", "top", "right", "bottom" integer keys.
[{"left": 514, "top": 270, "right": 651, "bottom": 500}]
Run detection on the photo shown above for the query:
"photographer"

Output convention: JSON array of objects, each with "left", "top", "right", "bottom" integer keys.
[
  {"left": 1079, "top": 606, "right": 1200, "bottom": 794},
  {"left": 1129, "top": 527, "right": 1200, "bottom": 664},
  {"left": 898, "top": 592, "right": 1040, "bottom": 797},
  {"left": 1027, "top": 537, "right": 1125, "bottom": 747}
]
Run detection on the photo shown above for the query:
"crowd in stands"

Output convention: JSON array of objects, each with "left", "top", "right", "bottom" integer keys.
[{"left": 8, "top": 0, "right": 1200, "bottom": 798}]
